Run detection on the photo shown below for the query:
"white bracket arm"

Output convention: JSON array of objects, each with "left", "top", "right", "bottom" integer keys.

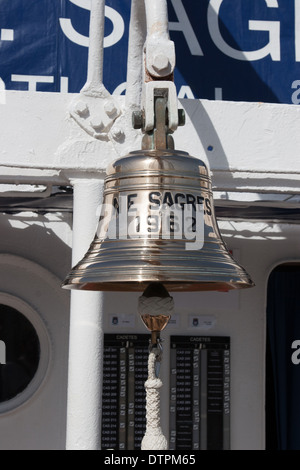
[
  {"left": 132, "top": 0, "right": 182, "bottom": 138},
  {"left": 142, "top": 81, "right": 179, "bottom": 133},
  {"left": 144, "top": 0, "right": 175, "bottom": 79},
  {"left": 69, "top": 0, "right": 121, "bottom": 142}
]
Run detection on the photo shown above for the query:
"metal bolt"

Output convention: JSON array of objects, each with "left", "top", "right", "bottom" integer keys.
[
  {"left": 178, "top": 109, "right": 186, "bottom": 126},
  {"left": 132, "top": 111, "right": 143, "bottom": 129},
  {"left": 90, "top": 116, "right": 104, "bottom": 132},
  {"left": 152, "top": 54, "right": 170, "bottom": 73},
  {"left": 104, "top": 100, "right": 117, "bottom": 117},
  {"left": 111, "top": 127, "right": 124, "bottom": 141},
  {"left": 74, "top": 100, "right": 89, "bottom": 117}
]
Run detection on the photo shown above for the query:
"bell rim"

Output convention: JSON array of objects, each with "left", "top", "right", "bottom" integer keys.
[{"left": 62, "top": 279, "right": 255, "bottom": 292}]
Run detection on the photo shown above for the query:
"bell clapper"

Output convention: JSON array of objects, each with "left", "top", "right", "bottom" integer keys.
[{"left": 138, "top": 283, "right": 174, "bottom": 353}]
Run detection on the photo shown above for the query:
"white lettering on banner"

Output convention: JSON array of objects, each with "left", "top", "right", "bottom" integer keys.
[
  {"left": 0, "top": 29, "right": 14, "bottom": 41},
  {"left": 208, "top": 0, "right": 280, "bottom": 61},
  {"left": 169, "top": 0, "right": 203, "bottom": 56},
  {"left": 59, "top": 0, "right": 124, "bottom": 48},
  {"left": 215, "top": 87, "right": 223, "bottom": 100},
  {"left": 0, "top": 340, "right": 6, "bottom": 365},
  {"left": 178, "top": 85, "right": 195, "bottom": 99},
  {"left": 0, "top": 78, "right": 6, "bottom": 105},
  {"left": 112, "top": 83, "right": 222, "bottom": 100},
  {"left": 11, "top": 75, "right": 54, "bottom": 91},
  {"left": 291, "top": 340, "right": 300, "bottom": 365},
  {"left": 291, "top": 80, "right": 300, "bottom": 104},
  {"left": 113, "top": 82, "right": 127, "bottom": 95},
  {"left": 60, "top": 76, "right": 69, "bottom": 93}
]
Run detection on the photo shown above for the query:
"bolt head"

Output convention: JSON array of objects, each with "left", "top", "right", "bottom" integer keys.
[
  {"left": 152, "top": 54, "right": 170, "bottom": 73},
  {"left": 111, "top": 127, "right": 124, "bottom": 141},
  {"left": 90, "top": 117, "right": 104, "bottom": 132},
  {"left": 104, "top": 100, "right": 117, "bottom": 117},
  {"left": 178, "top": 109, "right": 186, "bottom": 126},
  {"left": 132, "top": 111, "right": 143, "bottom": 129},
  {"left": 74, "top": 100, "right": 89, "bottom": 117}
]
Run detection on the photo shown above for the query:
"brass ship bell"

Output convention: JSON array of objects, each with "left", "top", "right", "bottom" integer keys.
[{"left": 62, "top": 94, "right": 254, "bottom": 294}]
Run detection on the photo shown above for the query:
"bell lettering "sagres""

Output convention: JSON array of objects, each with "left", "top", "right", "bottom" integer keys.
[{"left": 62, "top": 149, "right": 254, "bottom": 292}]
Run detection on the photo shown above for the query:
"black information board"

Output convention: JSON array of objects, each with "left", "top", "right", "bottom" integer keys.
[
  {"left": 101, "top": 334, "right": 230, "bottom": 450},
  {"left": 101, "top": 334, "right": 149, "bottom": 450},
  {"left": 169, "top": 336, "right": 230, "bottom": 450}
]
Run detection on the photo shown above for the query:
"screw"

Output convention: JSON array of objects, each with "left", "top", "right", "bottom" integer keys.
[
  {"left": 74, "top": 100, "right": 89, "bottom": 117},
  {"left": 104, "top": 100, "right": 117, "bottom": 117},
  {"left": 90, "top": 116, "right": 104, "bottom": 132},
  {"left": 132, "top": 111, "right": 143, "bottom": 129}
]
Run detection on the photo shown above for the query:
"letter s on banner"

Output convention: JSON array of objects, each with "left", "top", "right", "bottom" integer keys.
[
  {"left": 291, "top": 340, "right": 300, "bottom": 365},
  {"left": 207, "top": 0, "right": 280, "bottom": 61},
  {"left": 59, "top": 0, "right": 125, "bottom": 48}
]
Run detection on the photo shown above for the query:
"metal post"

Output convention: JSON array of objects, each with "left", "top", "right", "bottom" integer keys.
[
  {"left": 82, "top": 0, "right": 106, "bottom": 96},
  {"left": 66, "top": 179, "right": 104, "bottom": 450},
  {"left": 125, "top": 0, "right": 147, "bottom": 112}
]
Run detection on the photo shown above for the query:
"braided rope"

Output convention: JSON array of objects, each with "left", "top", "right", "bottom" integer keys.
[
  {"left": 139, "top": 287, "right": 174, "bottom": 450},
  {"left": 138, "top": 295, "right": 174, "bottom": 316},
  {"left": 141, "top": 350, "right": 168, "bottom": 450}
]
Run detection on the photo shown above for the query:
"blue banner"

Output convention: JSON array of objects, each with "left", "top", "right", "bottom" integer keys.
[{"left": 0, "top": 0, "right": 299, "bottom": 104}]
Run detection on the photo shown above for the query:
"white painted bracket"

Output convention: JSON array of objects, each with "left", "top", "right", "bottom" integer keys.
[
  {"left": 68, "top": 0, "right": 122, "bottom": 142},
  {"left": 70, "top": 93, "right": 121, "bottom": 141},
  {"left": 142, "top": 81, "right": 179, "bottom": 133},
  {"left": 144, "top": 0, "right": 175, "bottom": 78},
  {"left": 145, "top": 37, "right": 175, "bottom": 78}
]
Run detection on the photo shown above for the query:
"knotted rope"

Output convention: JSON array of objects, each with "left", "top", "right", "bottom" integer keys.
[
  {"left": 138, "top": 295, "right": 174, "bottom": 316},
  {"left": 138, "top": 286, "right": 174, "bottom": 450},
  {"left": 141, "top": 348, "right": 168, "bottom": 450}
]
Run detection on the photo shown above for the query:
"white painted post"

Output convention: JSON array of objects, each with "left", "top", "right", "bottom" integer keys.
[
  {"left": 82, "top": 0, "right": 106, "bottom": 96},
  {"left": 143, "top": 0, "right": 175, "bottom": 78},
  {"left": 125, "top": 0, "right": 147, "bottom": 112},
  {"left": 144, "top": 0, "right": 169, "bottom": 40},
  {"left": 66, "top": 179, "right": 104, "bottom": 450}
]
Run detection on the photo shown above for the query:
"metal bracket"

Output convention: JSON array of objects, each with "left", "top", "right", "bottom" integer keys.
[
  {"left": 143, "top": 0, "right": 175, "bottom": 80},
  {"left": 145, "top": 37, "right": 175, "bottom": 79},
  {"left": 142, "top": 81, "right": 179, "bottom": 133},
  {"left": 132, "top": 82, "right": 185, "bottom": 150},
  {"left": 70, "top": 92, "right": 122, "bottom": 141}
]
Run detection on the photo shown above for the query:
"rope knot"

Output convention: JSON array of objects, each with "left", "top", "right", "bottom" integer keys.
[
  {"left": 138, "top": 295, "right": 174, "bottom": 316},
  {"left": 144, "top": 377, "right": 162, "bottom": 389}
]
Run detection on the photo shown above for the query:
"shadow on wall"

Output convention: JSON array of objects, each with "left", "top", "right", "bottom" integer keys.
[
  {"left": 218, "top": 221, "right": 286, "bottom": 242},
  {"left": 0, "top": 211, "right": 72, "bottom": 282}
]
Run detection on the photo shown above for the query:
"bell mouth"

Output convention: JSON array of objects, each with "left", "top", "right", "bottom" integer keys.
[{"left": 62, "top": 279, "right": 254, "bottom": 292}]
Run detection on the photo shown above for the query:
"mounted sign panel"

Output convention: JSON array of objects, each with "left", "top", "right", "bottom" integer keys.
[
  {"left": 101, "top": 334, "right": 230, "bottom": 450},
  {"left": 169, "top": 335, "right": 230, "bottom": 450}
]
